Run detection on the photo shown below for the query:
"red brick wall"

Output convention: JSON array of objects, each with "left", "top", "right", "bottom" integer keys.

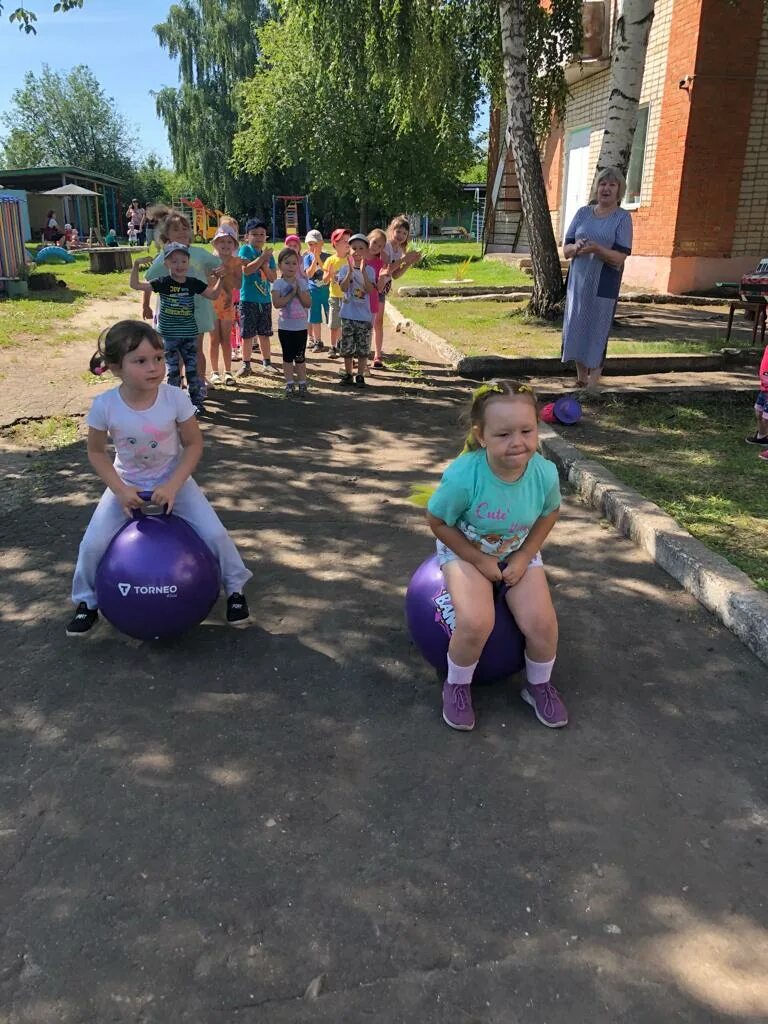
[
  {"left": 541, "top": 121, "right": 564, "bottom": 212},
  {"left": 634, "top": 0, "right": 764, "bottom": 257}
]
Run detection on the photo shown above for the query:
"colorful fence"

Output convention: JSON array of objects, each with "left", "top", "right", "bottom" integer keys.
[{"left": 0, "top": 198, "right": 26, "bottom": 281}]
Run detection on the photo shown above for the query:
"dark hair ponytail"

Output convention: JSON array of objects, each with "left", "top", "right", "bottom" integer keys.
[{"left": 88, "top": 320, "right": 163, "bottom": 374}]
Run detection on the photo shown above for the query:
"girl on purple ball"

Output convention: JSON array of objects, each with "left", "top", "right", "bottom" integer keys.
[
  {"left": 424, "top": 381, "right": 566, "bottom": 732},
  {"left": 66, "top": 320, "right": 251, "bottom": 637}
]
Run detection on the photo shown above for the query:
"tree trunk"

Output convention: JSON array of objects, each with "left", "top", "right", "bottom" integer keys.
[
  {"left": 498, "top": 0, "right": 565, "bottom": 319},
  {"left": 594, "top": 0, "right": 655, "bottom": 181},
  {"left": 359, "top": 197, "right": 369, "bottom": 234}
]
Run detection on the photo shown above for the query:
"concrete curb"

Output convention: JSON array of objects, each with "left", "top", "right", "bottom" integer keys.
[
  {"left": 386, "top": 301, "right": 759, "bottom": 379},
  {"left": 384, "top": 301, "right": 465, "bottom": 366},
  {"left": 538, "top": 427, "right": 768, "bottom": 666},
  {"left": 398, "top": 284, "right": 731, "bottom": 306}
]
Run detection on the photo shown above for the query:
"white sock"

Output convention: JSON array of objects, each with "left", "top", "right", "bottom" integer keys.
[
  {"left": 446, "top": 655, "right": 477, "bottom": 687},
  {"left": 525, "top": 654, "right": 556, "bottom": 686}
]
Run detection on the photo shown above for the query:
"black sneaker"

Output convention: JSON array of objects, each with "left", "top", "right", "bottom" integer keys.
[
  {"left": 328, "top": 348, "right": 340, "bottom": 360},
  {"left": 236, "top": 363, "right": 254, "bottom": 378},
  {"left": 745, "top": 433, "right": 768, "bottom": 445},
  {"left": 66, "top": 602, "right": 99, "bottom": 637},
  {"left": 339, "top": 373, "right": 354, "bottom": 386},
  {"left": 355, "top": 374, "right": 367, "bottom": 387},
  {"left": 226, "top": 592, "right": 250, "bottom": 626}
]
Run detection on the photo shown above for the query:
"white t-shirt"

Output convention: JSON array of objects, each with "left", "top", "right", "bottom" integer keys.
[
  {"left": 87, "top": 384, "right": 195, "bottom": 488},
  {"left": 271, "top": 276, "right": 310, "bottom": 330}
]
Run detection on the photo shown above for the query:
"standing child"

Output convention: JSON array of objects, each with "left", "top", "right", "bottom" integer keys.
[
  {"left": 131, "top": 243, "right": 223, "bottom": 416},
  {"left": 208, "top": 228, "right": 246, "bottom": 387},
  {"left": 272, "top": 248, "right": 312, "bottom": 397},
  {"left": 142, "top": 207, "right": 222, "bottom": 391},
  {"left": 237, "top": 218, "right": 279, "bottom": 377},
  {"left": 372, "top": 214, "right": 421, "bottom": 367},
  {"left": 336, "top": 233, "right": 376, "bottom": 387},
  {"left": 366, "top": 229, "right": 393, "bottom": 367},
  {"left": 127, "top": 223, "right": 139, "bottom": 246},
  {"left": 66, "top": 320, "right": 251, "bottom": 637},
  {"left": 303, "top": 229, "right": 329, "bottom": 352},
  {"left": 425, "top": 381, "right": 566, "bottom": 732},
  {"left": 322, "top": 228, "right": 351, "bottom": 360},
  {"left": 746, "top": 342, "right": 768, "bottom": 459}
]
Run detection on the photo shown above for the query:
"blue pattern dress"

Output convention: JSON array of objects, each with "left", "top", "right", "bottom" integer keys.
[{"left": 561, "top": 206, "right": 633, "bottom": 368}]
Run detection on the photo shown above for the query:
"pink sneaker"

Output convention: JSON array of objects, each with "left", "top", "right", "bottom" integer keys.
[
  {"left": 442, "top": 682, "right": 475, "bottom": 731},
  {"left": 521, "top": 683, "right": 568, "bottom": 728}
]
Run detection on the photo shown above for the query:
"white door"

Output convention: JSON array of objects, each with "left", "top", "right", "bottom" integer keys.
[{"left": 562, "top": 129, "right": 591, "bottom": 242}]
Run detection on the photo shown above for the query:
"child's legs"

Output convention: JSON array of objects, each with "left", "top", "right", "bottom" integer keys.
[
  {"left": 373, "top": 303, "right": 385, "bottom": 360},
  {"left": 329, "top": 297, "right": 342, "bottom": 347},
  {"left": 209, "top": 323, "right": 222, "bottom": 373},
  {"left": 258, "top": 334, "right": 272, "bottom": 362},
  {"left": 356, "top": 323, "right": 371, "bottom": 376},
  {"left": 308, "top": 291, "right": 322, "bottom": 341},
  {"left": 255, "top": 303, "right": 274, "bottom": 361},
  {"left": 219, "top": 321, "right": 232, "bottom": 371},
  {"left": 172, "top": 478, "right": 252, "bottom": 595},
  {"left": 503, "top": 565, "right": 558, "bottom": 662},
  {"left": 441, "top": 559, "right": 496, "bottom": 665},
  {"left": 179, "top": 337, "right": 202, "bottom": 406},
  {"left": 71, "top": 489, "right": 130, "bottom": 607},
  {"left": 196, "top": 333, "right": 207, "bottom": 380},
  {"left": 164, "top": 337, "right": 182, "bottom": 388}
]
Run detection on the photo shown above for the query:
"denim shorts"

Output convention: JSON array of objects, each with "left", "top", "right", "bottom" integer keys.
[
  {"left": 436, "top": 539, "right": 543, "bottom": 570},
  {"left": 755, "top": 391, "right": 768, "bottom": 419}
]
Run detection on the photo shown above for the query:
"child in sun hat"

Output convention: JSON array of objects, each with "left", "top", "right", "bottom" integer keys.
[
  {"left": 322, "top": 228, "right": 351, "bottom": 359},
  {"left": 208, "top": 227, "right": 247, "bottom": 387},
  {"left": 304, "top": 229, "right": 330, "bottom": 352},
  {"left": 335, "top": 233, "right": 376, "bottom": 387}
]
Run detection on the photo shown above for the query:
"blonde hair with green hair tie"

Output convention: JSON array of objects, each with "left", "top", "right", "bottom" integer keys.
[{"left": 408, "top": 380, "right": 539, "bottom": 506}]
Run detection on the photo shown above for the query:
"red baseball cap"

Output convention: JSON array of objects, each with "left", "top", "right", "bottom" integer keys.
[{"left": 331, "top": 228, "right": 351, "bottom": 245}]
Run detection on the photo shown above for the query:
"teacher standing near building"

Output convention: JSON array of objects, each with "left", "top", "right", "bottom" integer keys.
[{"left": 561, "top": 167, "right": 633, "bottom": 394}]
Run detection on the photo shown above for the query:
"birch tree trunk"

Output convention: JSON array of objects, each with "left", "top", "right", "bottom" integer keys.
[
  {"left": 594, "top": 0, "right": 655, "bottom": 180},
  {"left": 498, "top": 0, "right": 565, "bottom": 319}
]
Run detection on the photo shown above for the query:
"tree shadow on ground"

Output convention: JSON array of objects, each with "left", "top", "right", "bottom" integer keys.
[{"left": 0, "top": 385, "right": 767, "bottom": 1022}]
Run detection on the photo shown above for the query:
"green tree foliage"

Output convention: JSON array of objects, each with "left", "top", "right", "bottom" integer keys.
[
  {"left": 123, "top": 154, "right": 204, "bottom": 208},
  {"left": 2, "top": 0, "right": 83, "bottom": 34},
  {"left": 153, "top": 0, "right": 272, "bottom": 213},
  {"left": 0, "top": 64, "right": 135, "bottom": 179},
  {"left": 232, "top": 9, "right": 476, "bottom": 231}
]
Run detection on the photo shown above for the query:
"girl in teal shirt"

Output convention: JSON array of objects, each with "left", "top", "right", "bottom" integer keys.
[{"left": 426, "top": 381, "right": 566, "bottom": 733}]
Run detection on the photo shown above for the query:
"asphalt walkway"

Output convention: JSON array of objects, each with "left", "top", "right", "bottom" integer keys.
[{"left": 0, "top": 319, "right": 766, "bottom": 1023}]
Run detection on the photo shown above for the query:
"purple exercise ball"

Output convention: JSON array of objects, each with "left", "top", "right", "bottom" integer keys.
[
  {"left": 405, "top": 554, "right": 525, "bottom": 683},
  {"left": 95, "top": 505, "right": 220, "bottom": 640}
]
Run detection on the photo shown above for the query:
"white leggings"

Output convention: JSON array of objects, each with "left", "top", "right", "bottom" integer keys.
[{"left": 71, "top": 478, "right": 252, "bottom": 607}]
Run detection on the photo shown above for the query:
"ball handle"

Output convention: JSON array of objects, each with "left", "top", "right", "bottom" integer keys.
[{"left": 133, "top": 490, "right": 170, "bottom": 518}]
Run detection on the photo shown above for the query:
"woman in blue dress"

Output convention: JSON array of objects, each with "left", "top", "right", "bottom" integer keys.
[{"left": 561, "top": 167, "right": 633, "bottom": 393}]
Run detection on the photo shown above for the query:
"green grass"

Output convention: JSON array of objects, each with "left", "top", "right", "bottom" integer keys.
[
  {"left": 401, "top": 241, "right": 530, "bottom": 289},
  {"left": 569, "top": 396, "right": 767, "bottom": 590},
  {"left": 0, "top": 252, "right": 140, "bottom": 349},
  {"left": 8, "top": 415, "right": 80, "bottom": 450},
  {"left": 393, "top": 298, "right": 721, "bottom": 357}
]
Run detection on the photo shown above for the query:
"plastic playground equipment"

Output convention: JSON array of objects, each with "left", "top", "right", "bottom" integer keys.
[
  {"left": 272, "top": 195, "right": 311, "bottom": 241},
  {"left": 178, "top": 197, "right": 228, "bottom": 242}
]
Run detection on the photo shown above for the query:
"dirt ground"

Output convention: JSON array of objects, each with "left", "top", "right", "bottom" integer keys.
[{"left": 0, "top": 303, "right": 767, "bottom": 1023}]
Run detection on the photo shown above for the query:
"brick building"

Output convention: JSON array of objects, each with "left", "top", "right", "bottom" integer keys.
[{"left": 488, "top": 0, "right": 768, "bottom": 293}]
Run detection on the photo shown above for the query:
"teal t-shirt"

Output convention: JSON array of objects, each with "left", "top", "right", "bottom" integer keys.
[
  {"left": 239, "top": 244, "right": 276, "bottom": 304},
  {"left": 427, "top": 449, "right": 560, "bottom": 560}
]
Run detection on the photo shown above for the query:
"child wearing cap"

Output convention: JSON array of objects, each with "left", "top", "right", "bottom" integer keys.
[
  {"left": 322, "top": 228, "right": 351, "bottom": 359},
  {"left": 237, "top": 219, "right": 279, "bottom": 378},
  {"left": 303, "top": 230, "right": 330, "bottom": 352},
  {"left": 335, "top": 233, "right": 376, "bottom": 387},
  {"left": 130, "top": 243, "right": 224, "bottom": 415},
  {"left": 209, "top": 228, "right": 247, "bottom": 387}
]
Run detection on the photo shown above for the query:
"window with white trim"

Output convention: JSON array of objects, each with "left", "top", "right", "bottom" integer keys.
[{"left": 624, "top": 104, "right": 649, "bottom": 207}]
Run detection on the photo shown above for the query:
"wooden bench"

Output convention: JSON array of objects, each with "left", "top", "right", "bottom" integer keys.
[
  {"left": 725, "top": 299, "right": 767, "bottom": 346},
  {"left": 80, "top": 246, "right": 135, "bottom": 274},
  {"left": 439, "top": 226, "right": 469, "bottom": 238}
]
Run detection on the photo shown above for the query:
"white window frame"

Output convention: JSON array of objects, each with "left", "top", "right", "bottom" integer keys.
[{"left": 623, "top": 103, "right": 650, "bottom": 210}]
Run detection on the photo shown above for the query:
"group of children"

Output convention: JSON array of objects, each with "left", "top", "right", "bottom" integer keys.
[
  {"left": 65, "top": 205, "right": 571, "bottom": 733},
  {"left": 123, "top": 211, "right": 422, "bottom": 415}
]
